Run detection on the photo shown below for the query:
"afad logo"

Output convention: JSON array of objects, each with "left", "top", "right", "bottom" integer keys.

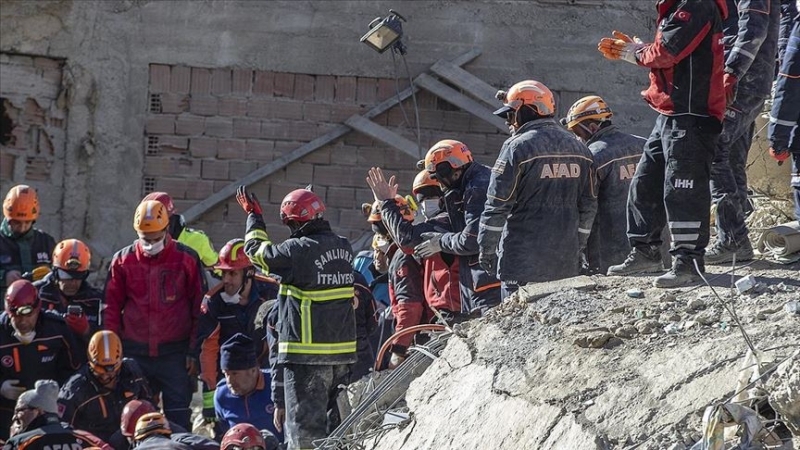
[{"left": 265, "top": 404, "right": 275, "bottom": 414}]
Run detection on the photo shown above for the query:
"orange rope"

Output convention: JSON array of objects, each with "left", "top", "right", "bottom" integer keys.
[{"left": 373, "top": 323, "right": 447, "bottom": 372}]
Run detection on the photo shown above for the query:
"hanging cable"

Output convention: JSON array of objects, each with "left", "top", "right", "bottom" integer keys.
[{"left": 399, "top": 51, "right": 423, "bottom": 159}]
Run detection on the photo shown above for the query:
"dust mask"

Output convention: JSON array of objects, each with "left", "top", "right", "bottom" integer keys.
[
  {"left": 421, "top": 199, "right": 441, "bottom": 219},
  {"left": 14, "top": 330, "right": 36, "bottom": 345},
  {"left": 140, "top": 238, "right": 165, "bottom": 256},
  {"left": 220, "top": 291, "right": 242, "bottom": 305}
]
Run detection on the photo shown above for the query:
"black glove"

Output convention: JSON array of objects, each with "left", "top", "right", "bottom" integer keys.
[{"left": 479, "top": 251, "right": 498, "bottom": 275}]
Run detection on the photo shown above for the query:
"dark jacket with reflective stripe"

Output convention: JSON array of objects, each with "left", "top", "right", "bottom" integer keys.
[
  {"left": 479, "top": 118, "right": 597, "bottom": 284},
  {"left": 35, "top": 271, "right": 104, "bottom": 336},
  {"left": 0, "top": 219, "right": 56, "bottom": 293},
  {"left": 723, "top": 0, "right": 781, "bottom": 98},
  {"left": 57, "top": 359, "right": 152, "bottom": 442},
  {"left": 2, "top": 414, "right": 110, "bottom": 450},
  {"left": 585, "top": 125, "right": 645, "bottom": 274},
  {"left": 635, "top": 0, "right": 728, "bottom": 121},
  {"left": 769, "top": 18, "right": 800, "bottom": 154},
  {"left": 243, "top": 215, "right": 356, "bottom": 365},
  {"left": 439, "top": 163, "right": 501, "bottom": 312}
]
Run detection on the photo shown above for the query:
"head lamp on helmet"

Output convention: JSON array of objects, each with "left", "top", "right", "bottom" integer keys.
[
  {"left": 493, "top": 80, "right": 555, "bottom": 119},
  {"left": 5, "top": 280, "right": 39, "bottom": 316},
  {"left": 563, "top": 95, "right": 613, "bottom": 130},
  {"left": 88, "top": 331, "right": 123, "bottom": 376}
]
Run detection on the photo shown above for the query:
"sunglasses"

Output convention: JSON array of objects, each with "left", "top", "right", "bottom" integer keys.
[
  {"left": 9, "top": 305, "right": 35, "bottom": 317},
  {"left": 57, "top": 269, "right": 89, "bottom": 281}
]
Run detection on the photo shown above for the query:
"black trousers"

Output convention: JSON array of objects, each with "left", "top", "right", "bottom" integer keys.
[{"left": 627, "top": 114, "right": 720, "bottom": 259}]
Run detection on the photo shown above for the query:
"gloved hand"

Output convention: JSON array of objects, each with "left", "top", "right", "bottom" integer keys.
[
  {"left": 769, "top": 147, "right": 790, "bottom": 164},
  {"left": 479, "top": 251, "right": 498, "bottom": 275},
  {"left": 1, "top": 379, "right": 26, "bottom": 401},
  {"left": 723, "top": 72, "right": 738, "bottom": 107},
  {"left": 65, "top": 313, "right": 90, "bottom": 336},
  {"left": 202, "top": 390, "right": 216, "bottom": 424},
  {"left": 414, "top": 232, "right": 443, "bottom": 258},
  {"left": 186, "top": 355, "right": 199, "bottom": 378},
  {"left": 388, "top": 352, "right": 406, "bottom": 370},
  {"left": 598, "top": 30, "right": 644, "bottom": 65},
  {"left": 236, "top": 185, "right": 263, "bottom": 215}
]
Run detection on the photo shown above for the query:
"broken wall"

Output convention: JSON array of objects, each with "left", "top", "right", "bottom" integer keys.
[{"left": 0, "top": 0, "right": 662, "bottom": 262}]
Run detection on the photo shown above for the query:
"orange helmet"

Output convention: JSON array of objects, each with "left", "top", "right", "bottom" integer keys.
[
  {"left": 141, "top": 191, "right": 176, "bottom": 216},
  {"left": 3, "top": 185, "right": 40, "bottom": 221},
  {"left": 133, "top": 200, "right": 169, "bottom": 232},
  {"left": 412, "top": 170, "right": 442, "bottom": 199},
  {"left": 494, "top": 80, "right": 555, "bottom": 118},
  {"left": 134, "top": 412, "right": 171, "bottom": 441},
  {"left": 366, "top": 197, "right": 415, "bottom": 223},
  {"left": 120, "top": 400, "right": 157, "bottom": 437},
  {"left": 52, "top": 239, "right": 91, "bottom": 272},
  {"left": 88, "top": 330, "right": 123, "bottom": 376},
  {"left": 562, "top": 95, "right": 613, "bottom": 130},
  {"left": 5, "top": 280, "right": 39, "bottom": 316},
  {"left": 221, "top": 423, "right": 266, "bottom": 450},
  {"left": 215, "top": 239, "right": 251, "bottom": 271},
  {"left": 423, "top": 140, "right": 473, "bottom": 173}
]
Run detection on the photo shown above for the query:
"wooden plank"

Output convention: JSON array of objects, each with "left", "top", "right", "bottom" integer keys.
[
  {"left": 345, "top": 115, "right": 420, "bottom": 160},
  {"left": 415, "top": 73, "right": 507, "bottom": 133},
  {"left": 182, "top": 49, "right": 482, "bottom": 223},
  {"left": 430, "top": 60, "right": 499, "bottom": 107}
]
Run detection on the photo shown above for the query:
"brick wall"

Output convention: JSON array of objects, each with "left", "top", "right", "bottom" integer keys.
[{"left": 144, "top": 64, "right": 509, "bottom": 249}]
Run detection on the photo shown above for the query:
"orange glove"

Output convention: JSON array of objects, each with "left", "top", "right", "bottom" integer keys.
[
  {"left": 769, "top": 147, "right": 790, "bottom": 164},
  {"left": 235, "top": 185, "right": 263, "bottom": 215},
  {"left": 598, "top": 31, "right": 644, "bottom": 65}
]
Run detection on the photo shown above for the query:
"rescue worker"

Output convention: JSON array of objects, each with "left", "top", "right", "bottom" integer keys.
[
  {"left": 236, "top": 185, "right": 356, "bottom": 450},
  {"left": 110, "top": 399, "right": 199, "bottom": 450},
  {"left": 57, "top": 330, "right": 152, "bottom": 442},
  {"left": 562, "top": 95, "right": 645, "bottom": 274},
  {"left": 413, "top": 140, "right": 501, "bottom": 311},
  {"left": 221, "top": 423, "right": 280, "bottom": 450},
  {"left": 366, "top": 168, "right": 462, "bottom": 320},
  {"left": 141, "top": 191, "right": 218, "bottom": 268},
  {"left": 367, "top": 199, "right": 427, "bottom": 369},
  {"left": 707, "top": 0, "right": 780, "bottom": 264},
  {"left": 1, "top": 185, "right": 56, "bottom": 297},
  {"left": 102, "top": 199, "right": 206, "bottom": 430},
  {"left": 3, "top": 380, "right": 110, "bottom": 449},
  {"left": 599, "top": 0, "right": 728, "bottom": 287},
  {"left": 131, "top": 412, "right": 191, "bottom": 450},
  {"left": 35, "top": 238, "right": 103, "bottom": 340},
  {"left": 478, "top": 81, "right": 597, "bottom": 297},
  {"left": 213, "top": 333, "right": 282, "bottom": 441},
  {"left": 768, "top": 8, "right": 799, "bottom": 220},
  {"left": 196, "top": 238, "right": 278, "bottom": 426},
  {"left": 0, "top": 280, "right": 82, "bottom": 440}
]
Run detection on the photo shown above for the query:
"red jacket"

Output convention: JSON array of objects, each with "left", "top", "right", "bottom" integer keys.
[
  {"left": 636, "top": 0, "right": 728, "bottom": 121},
  {"left": 102, "top": 236, "right": 206, "bottom": 357},
  {"left": 423, "top": 252, "right": 461, "bottom": 314}
]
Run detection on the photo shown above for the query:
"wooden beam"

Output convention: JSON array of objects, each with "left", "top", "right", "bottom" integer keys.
[
  {"left": 182, "top": 48, "right": 482, "bottom": 223},
  {"left": 430, "top": 60, "right": 499, "bottom": 107},
  {"left": 345, "top": 115, "right": 420, "bottom": 160},
  {"left": 414, "top": 73, "right": 508, "bottom": 133}
]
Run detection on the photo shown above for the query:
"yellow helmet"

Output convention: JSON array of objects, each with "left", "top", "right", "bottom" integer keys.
[
  {"left": 563, "top": 95, "right": 613, "bottom": 130},
  {"left": 133, "top": 200, "right": 169, "bottom": 232},
  {"left": 494, "top": 80, "right": 555, "bottom": 118}
]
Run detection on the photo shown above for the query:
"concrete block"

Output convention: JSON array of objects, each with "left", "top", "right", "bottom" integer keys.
[
  {"left": 303, "top": 103, "right": 331, "bottom": 123},
  {"left": 417, "top": 110, "right": 444, "bottom": 130},
  {"left": 190, "top": 68, "right": 212, "bottom": 95},
  {"left": 274, "top": 140, "right": 304, "bottom": 156},
  {"left": 330, "top": 104, "right": 363, "bottom": 123},
  {"left": 170, "top": 66, "right": 191, "bottom": 94},
  {"left": 175, "top": 115, "right": 205, "bottom": 136},
  {"left": 518, "top": 275, "right": 597, "bottom": 302},
  {"left": 0, "top": 153, "right": 16, "bottom": 181},
  {"left": 273, "top": 72, "right": 295, "bottom": 98},
  {"left": 201, "top": 160, "right": 229, "bottom": 180},
  {"left": 270, "top": 99, "right": 303, "bottom": 121},
  {"left": 269, "top": 183, "right": 294, "bottom": 204},
  {"left": 159, "top": 135, "right": 189, "bottom": 153},
  {"left": 149, "top": 64, "right": 171, "bottom": 93},
  {"left": 330, "top": 144, "right": 358, "bottom": 166},
  {"left": 218, "top": 97, "right": 247, "bottom": 117},
  {"left": 144, "top": 157, "right": 177, "bottom": 177},
  {"left": 160, "top": 93, "right": 189, "bottom": 114},
  {"left": 326, "top": 186, "right": 355, "bottom": 208},
  {"left": 155, "top": 178, "right": 189, "bottom": 198},
  {"left": 217, "top": 139, "right": 246, "bottom": 160},
  {"left": 253, "top": 70, "right": 274, "bottom": 96},
  {"left": 284, "top": 162, "right": 314, "bottom": 183},
  {"left": 185, "top": 179, "right": 216, "bottom": 199},
  {"left": 232, "top": 68, "right": 252, "bottom": 94},
  {"left": 145, "top": 114, "right": 176, "bottom": 134},
  {"left": 211, "top": 68, "right": 231, "bottom": 95},
  {"left": 356, "top": 77, "right": 377, "bottom": 105},
  {"left": 383, "top": 147, "right": 416, "bottom": 171},
  {"left": 189, "top": 137, "right": 217, "bottom": 158},
  {"left": 293, "top": 74, "right": 314, "bottom": 101},
  {"left": 205, "top": 117, "right": 233, "bottom": 138},
  {"left": 377, "top": 78, "right": 395, "bottom": 101},
  {"left": 232, "top": 118, "right": 261, "bottom": 139},
  {"left": 189, "top": 95, "right": 218, "bottom": 116},
  {"left": 229, "top": 160, "right": 257, "bottom": 180},
  {"left": 314, "top": 75, "right": 335, "bottom": 102},
  {"left": 300, "top": 147, "right": 331, "bottom": 165},
  {"left": 176, "top": 158, "right": 203, "bottom": 178},
  {"left": 247, "top": 98, "right": 271, "bottom": 118},
  {"left": 357, "top": 147, "right": 384, "bottom": 167},
  {"left": 442, "top": 111, "right": 473, "bottom": 133},
  {"left": 245, "top": 139, "right": 276, "bottom": 162},
  {"left": 336, "top": 76, "right": 356, "bottom": 103}
]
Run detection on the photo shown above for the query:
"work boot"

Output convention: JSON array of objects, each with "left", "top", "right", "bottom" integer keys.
[
  {"left": 704, "top": 239, "right": 754, "bottom": 265},
  {"left": 607, "top": 246, "right": 664, "bottom": 276},
  {"left": 653, "top": 257, "right": 703, "bottom": 288}
]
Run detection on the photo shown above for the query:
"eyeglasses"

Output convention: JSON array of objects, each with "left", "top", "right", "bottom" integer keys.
[
  {"left": 56, "top": 269, "right": 89, "bottom": 281},
  {"left": 9, "top": 305, "right": 35, "bottom": 317}
]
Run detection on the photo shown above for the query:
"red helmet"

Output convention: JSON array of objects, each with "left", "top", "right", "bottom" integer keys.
[
  {"left": 120, "top": 400, "right": 157, "bottom": 437},
  {"left": 221, "top": 423, "right": 266, "bottom": 450},
  {"left": 215, "top": 239, "right": 251, "bottom": 271},
  {"left": 141, "top": 191, "right": 176, "bottom": 216},
  {"left": 280, "top": 188, "right": 325, "bottom": 224},
  {"left": 5, "top": 280, "right": 39, "bottom": 316}
]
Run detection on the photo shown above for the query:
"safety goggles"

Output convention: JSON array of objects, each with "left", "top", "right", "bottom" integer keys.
[
  {"left": 56, "top": 269, "right": 89, "bottom": 281},
  {"left": 225, "top": 446, "right": 265, "bottom": 450},
  {"left": 9, "top": 305, "right": 35, "bottom": 317},
  {"left": 90, "top": 361, "right": 121, "bottom": 375},
  {"left": 428, "top": 162, "right": 454, "bottom": 182}
]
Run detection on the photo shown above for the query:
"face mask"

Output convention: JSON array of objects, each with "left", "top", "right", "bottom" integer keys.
[
  {"left": 140, "top": 238, "right": 165, "bottom": 256},
  {"left": 220, "top": 291, "right": 242, "bottom": 305},
  {"left": 421, "top": 199, "right": 441, "bottom": 219},
  {"left": 13, "top": 330, "right": 36, "bottom": 345}
]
